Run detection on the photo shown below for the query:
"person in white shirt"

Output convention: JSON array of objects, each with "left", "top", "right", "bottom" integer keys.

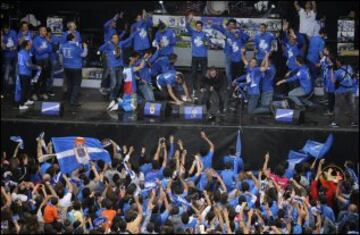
[{"left": 294, "top": 1, "right": 317, "bottom": 39}]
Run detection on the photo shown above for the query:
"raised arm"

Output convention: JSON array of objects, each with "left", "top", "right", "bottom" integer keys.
[
  {"left": 259, "top": 53, "right": 269, "bottom": 72},
  {"left": 262, "top": 152, "right": 270, "bottom": 174},
  {"left": 315, "top": 159, "right": 325, "bottom": 181},
  {"left": 62, "top": 174, "right": 74, "bottom": 193},
  {"left": 200, "top": 131, "right": 214, "bottom": 152}
]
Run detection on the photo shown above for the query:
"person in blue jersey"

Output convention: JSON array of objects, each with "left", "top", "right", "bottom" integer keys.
[
  {"left": 306, "top": 29, "right": 326, "bottom": 82},
  {"left": 220, "top": 161, "right": 236, "bottom": 191},
  {"left": 99, "top": 32, "right": 134, "bottom": 109},
  {"left": 1, "top": 24, "right": 18, "bottom": 98},
  {"left": 317, "top": 47, "right": 335, "bottom": 116},
  {"left": 282, "top": 21, "right": 307, "bottom": 58},
  {"left": 282, "top": 34, "right": 302, "bottom": 73},
  {"left": 186, "top": 13, "right": 209, "bottom": 98},
  {"left": 156, "top": 71, "right": 191, "bottom": 105},
  {"left": 17, "top": 21, "right": 33, "bottom": 46},
  {"left": 253, "top": 55, "right": 276, "bottom": 114},
  {"left": 212, "top": 19, "right": 250, "bottom": 82},
  {"left": 103, "top": 12, "right": 124, "bottom": 42},
  {"left": 222, "top": 146, "right": 243, "bottom": 174},
  {"left": 152, "top": 21, "right": 176, "bottom": 57},
  {"left": 197, "top": 131, "right": 215, "bottom": 170},
  {"left": 17, "top": 40, "right": 40, "bottom": 110},
  {"left": 254, "top": 23, "right": 275, "bottom": 64},
  {"left": 329, "top": 58, "right": 357, "bottom": 128},
  {"left": 32, "top": 26, "right": 52, "bottom": 101},
  {"left": 61, "top": 22, "right": 82, "bottom": 45},
  {"left": 131, "top": 9, "right": 153, "bottom": 54},
  {"left": 151, "top": 53, "right": 177, "bottom": 78},
  {"left": 276, "top": 56, "right": 313, "bottom": 110},
  {"left": 237, "top": 52, "right": 270, "bottom": 114},
  {"left": 46, "top": 28, "right": 61, "bottom": 97},
  {"left": 59, "top": 33, "right": 88, "bottom": 107}
]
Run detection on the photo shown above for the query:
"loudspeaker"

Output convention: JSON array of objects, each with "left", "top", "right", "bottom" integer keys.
[
  {"left": 34, "top": 101, "right": 63, "bottom": 116},
  {"left": 142, "top": 101, "right": 171, "bottom": 117},
  {"left": 274, "top": 108, "right": 304, "bottom": 124},
  {"left": 180, "top": 105, "right": 207, "bottom": 120}
]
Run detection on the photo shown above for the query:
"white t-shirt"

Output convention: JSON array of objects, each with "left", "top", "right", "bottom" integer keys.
[
  {"left": 59, "top": 192, "right": 72, "bottom": 209},
  {"left": 298, "top": 8, "right": 317, "bottom": 38}
]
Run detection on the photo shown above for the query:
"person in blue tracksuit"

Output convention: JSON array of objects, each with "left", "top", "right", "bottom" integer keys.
[
  {"left": 1, "top": 24, "right": 18, "bottom": 97},
  {"left": 99, "top": 33, "right": 134, "bottom": 108},
  {"left": 254, "top": 23, "right": 275, "bottom": 64},
  {"left": 186, "top": 14, "right": 209, "bottom": 97},
  {"left": 152, "top": 21, "right": 176, "bottom": 57},
  {"left": 131, "top": 9, "right": 152, "bottom": 54},
  {"left": 330, "top": 58, "right": 357, "bottom": 127},
  {"left": 317, "top": 47, "right": 335, "bottom": 115},
  {"left": 212, "top": 19, "right": 249, "bottom": 81},
  {"left": 306, "top": 29, "right": 326, "bottom": 82},
  {"left": 253, "top": 55, "right": 276, "bottom": 114},
  {"left": 240, "top": 52, "right": 270, "bottom": 114},
  {"left": 17, "top": 40, "right": 40, "bottom": 110},
  {"left": 32, "top": 26, "right": 52, "bottom": 101},
  {"left": 17, "top": 22, "right": 33, "bottom": 46},
  {"left": 276, "top": 56, "right": 313, "bottom": 110},
  {"left": 59, "top": 33, "right": 88, "bottom": 107}
]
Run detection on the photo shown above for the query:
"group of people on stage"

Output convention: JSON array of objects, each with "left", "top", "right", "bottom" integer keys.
[{"left": 1, "top": 1, "right": 358, "bottom": 126}]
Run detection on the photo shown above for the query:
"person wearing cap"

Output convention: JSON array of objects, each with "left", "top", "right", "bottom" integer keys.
[
  {"left": 153, "top": 21, "right": 176, "bottom": 57},
  {"left": 156, "top": 71, "right": 191, "bottom": 105}
]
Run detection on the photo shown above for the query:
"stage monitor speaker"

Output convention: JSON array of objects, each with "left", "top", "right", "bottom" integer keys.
[
  {"left": 34, "top": 101, "right": 63, "bottom": 116},
  {"left": 274, "top": 108, "right": 304, "bottom": 124},
  {"left": 142, "top": 101, "right": 171, "bottom": 118},
  {"left": 180, "top": 105, "right": 207, "bottom": 120}
]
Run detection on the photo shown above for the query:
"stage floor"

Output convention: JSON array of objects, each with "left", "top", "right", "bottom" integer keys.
[{"left": 1, "top": 88, "right": 358, "bottom": 132}]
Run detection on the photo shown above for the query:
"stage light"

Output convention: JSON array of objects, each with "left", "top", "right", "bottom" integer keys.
[{"left": 159, "top": 1, "right": 163, "bottom": 4}]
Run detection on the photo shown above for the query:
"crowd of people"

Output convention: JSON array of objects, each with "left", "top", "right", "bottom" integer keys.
[
  {"left": 1, "top": 1, "right": 359, "bottom": 126},
  {"left": 1, "top": 131, "right": 359, "bottom": 234}
]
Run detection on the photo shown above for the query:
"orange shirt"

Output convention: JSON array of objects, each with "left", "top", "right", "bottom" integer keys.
[
  {"left": 43, "top": 204, "right": 59, "bottom": 224},
  {"left": 102, "top": 209, "right": 117, "bottom": 231}
]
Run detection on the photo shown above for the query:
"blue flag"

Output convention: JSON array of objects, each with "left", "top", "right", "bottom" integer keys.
[
  {"left": 10, "top": 136, "right": 24, "bottom": 149},
  {"left": 236, "top": 129, "right": 241, "bottom": 158},
  {"left": 51, "top": 136, "right": 112, "bottom": 174},
  {"left": 287, "top": 150, "right": 310, "bottom": 170},
  {"left": 301, "top": 134, "right": 334, "bottom": 159},
  {"left": 14, "top": 75, "right": 21, "bottom": 103}
]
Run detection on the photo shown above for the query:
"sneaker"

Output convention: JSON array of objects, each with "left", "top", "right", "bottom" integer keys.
[
  {"left": 41, "top": 94, "right": 49, "bottom": 100},
  {"left": 329, "top": 122, "right": 339, "bottom": 128},
  {"left": 107, "top": 100, "right": 116, "bottom": 110},
  {"left": 24, "top": 100, "right": 34, "bottom": 105},
  {"left": 351, "top": 122, "right": 358, "bottom": 128},
  {"left": 47, "top": 91, "right": 55, "bottom": 97},
  {"left": 109, "top": 103, "right": 119, "bottom": 112},
  {"left": 19, "top": 105, "right": 29, "bottom": 110},
  {"left": 32, "top": 94, "right": 38, "bottom": 101},
  {"left": 99, "top": 88, "right": 107, "bottom": 95},
  {"left": 323, "top": 111, "right": 334, "bottom": 116}
]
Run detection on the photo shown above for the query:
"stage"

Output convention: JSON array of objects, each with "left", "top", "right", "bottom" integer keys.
[{"left": 1, "top": 88, "right": 359, "bottom": 169}]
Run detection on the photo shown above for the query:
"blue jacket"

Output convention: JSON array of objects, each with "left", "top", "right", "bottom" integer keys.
[
  {"left": 104, "top": 17, "right": 117, "bottom": 42},
  {"left": 49, "top": 35, "right": 61, "bottom": 63},
  {"left": 32, "top": 35, "right": 52, "bottom": 61},
  {"left": 283, "top": 32, "right": 306, "bottom": 57},
  {"left": 99, "top": 34, "right": 134, "bottom": 68},
  {"left": 285, "top": 42, "right": 301, "bottom": 71},
  {"left": 334, "top": 65, "right": 354, "bottom": 94},
  {"left": 61, "top": 30, "right": 82, "bottom": 44},
  {"left": 136, "top": 50, "right": 159, "bottom": 83},
  {"left": 320, "top": 56, "right": 335, "bottom": 93},
  {"left": 307, "top": 35, "right": 325, "bottom": 64},
  {"left": 2, "top": 29, "right": 17, "bottom": 58},
  {"left": 245, "top": 66, "right": 262, "bottom": 95},
  {"left": 154, "top": 28, "right": 176, "bottom": 56},
  {"left": 261, "top": 64, "right": 276, "bottom": 93},
  {"left": 186, "top": 23, "right": 208, "bottom": 57},
  {"left": 151, "top": 55, "right": 175, "bottom": 77},
  {"left": 131, "top": 16, "right": 152, "bottom": 51},
  {"left": 60, "top": 41, "right": 87, "bottom": 69},
  {"left": 18, "top": 49, "right": 32, "bottom": 76},
  {"left": 156, "top": 70, "right": 177, "bottom": 88},
  {"left": 254, "top": 31, "right": 275, "bottom": 61},
  {"left": 286, "top": 65, "right": 312, "bottom": 94}
]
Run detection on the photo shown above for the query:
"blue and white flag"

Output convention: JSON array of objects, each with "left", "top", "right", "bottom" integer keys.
[
  {"left": 10, "top": 136, "right": 24, "bottom": 149},
  {"left": 51, "top": 137, "right": 112, "bottom": 174},
  {"left": 301, "top": 134, "right": 334, "bottom": 159},
  {"left": 14, "top": 75, "right": 21, "bottom": 103},
  {"left": 236, "top": 129, "right": 241, "bottom": 158}
]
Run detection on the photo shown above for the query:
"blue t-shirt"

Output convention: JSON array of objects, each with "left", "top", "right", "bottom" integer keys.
[
  {"left": 307, "top": 35, "right": 325, "bottom": 64},
  {"left": 32, "top": 35, "right": 52, "bottom": 61},
  {"left": 2, "top": 29, "right": 18, "bottom": 58},
  {"left": 261, "top": 64, "right": 276, "bottom": 93},
  {"left": 285, "top": 42, "right": 301, "bottom": 71},
  {"left": 150, "top": 55, "right": 174, "bottom": 77},
  {"left": 186, "top": 23, "right": 208, "bottom": 58},
  {"left": 17, "top": 49, "right": 32, "bottom": 76},
  {"left": 154, "top": 28, "right": 176, "bottom": 56},
  {"left": 245, "top": 66, "right": 262, "bottom": 95},
  {"left": 334, "top": 65, "right": 354, "bottom": 94},
  {"left": 17, "top": 30, "right": 33, "bottom": 42},
  {"left": 145, "top": 168, "right": 164, "bottom": 182},
  {"left": 223, "top": 155, "right": 243, "bottom": 174},
  {"left": 131, "top": 16, "right": 152, "bottom": 52},
  {"left": 139, "top": 163, "right": 152, "bottom": 176},
  {"left": 60, "top": 41, "right": 86, "bottom": 69},
  {"left": 220, "top": 169, "right": 236, "bottom": 190},
  {"left": 254, "top": 31, "right": 274, "bottom": 61},
  {"left": 286, "top": 65, "right": 312, "bottom": 94},
  {"left": 201, "top": 150, "right": 214, "bottom": 169},
  {"left": 156, "top": 70, "right": 177, "bottom": 88}
]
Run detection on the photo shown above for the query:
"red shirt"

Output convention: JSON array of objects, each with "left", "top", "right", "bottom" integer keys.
[{"left": 310, "top": 176, "right": 337, "bottom": 207}]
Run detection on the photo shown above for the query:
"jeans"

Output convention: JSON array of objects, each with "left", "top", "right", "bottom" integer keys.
[
  {"left": 307, "top": 61, "right": 320, "bottom": 85},
  {"left": 19, "top": 75, "right": 31, "bottom": 105},
  {"left": 327, "top": 92, "right": 335, "bottom": 112},
  {"left": 190, "top": 57, "right": 208, "bottom": 92},
  {"left": 2, "top": 56, "right": 17, "bottom": 94},
  {"left": 34, "top": 58, "right": 51, "bottom": 96},
  {"left": 253, "top": 91, "right": 274, "bottom": 114},
  {"left": 64, "top": 68, "right": 82, "bottom": 105},
  {"left": 201, "top": 88, "right": 224, "bottom": 114},
  {"left": 225, "top": 55, "right": 232, "bottom": 87},
  {"left": 288, "top": 87, "right": 313, "bottom": 107},
  {"left": 247, "top": 94, "right": 260, "bottom": 114},
  {"left": 139, "top": 82, "right": 155, "bottom": 101},
  {"left": 334, "top": 92, "right": 356, "bottom": 124},
  {"left": 109, "top": 66, "right": 124, "bottom": 101},
  {"left": 101, "top": 53, "right": 110, "bottom": 89},
  {"left": 47, "top": 57, "right": 58, "bottom": 92}
]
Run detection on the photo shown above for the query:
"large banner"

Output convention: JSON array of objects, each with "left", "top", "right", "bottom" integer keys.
[
  {"left": 337, "top": 19, "right": 356, "bottom": 56},
  {"left": 152, "top": 15, "right": 282, "bottom": 66}
]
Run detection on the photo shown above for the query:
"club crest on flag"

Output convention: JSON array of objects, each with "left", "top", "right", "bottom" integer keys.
[
  {"left": 74, "top": 137, "right": 90, "bottom": 165},
  {"left": 149, "top": 103, "right": 156, "bottom": 114},
  {"left": 191, "top": 108, "right": 197, "bottom": 118}
]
